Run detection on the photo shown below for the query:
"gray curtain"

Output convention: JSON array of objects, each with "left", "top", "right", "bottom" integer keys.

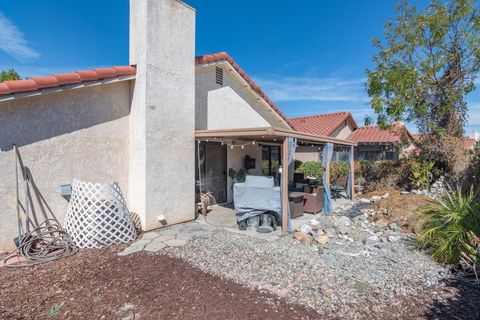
[
  {"left": 347, "top": 145, "right": 354, "bottom": 199},
  {"left": 322, "top": 143, "right": 333, "bottom": 213}
]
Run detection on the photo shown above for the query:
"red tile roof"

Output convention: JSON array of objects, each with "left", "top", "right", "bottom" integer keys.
[
  {"left": 289, "top": 112, "right": 358, "bottom": 137},
  {"left": 0, "top": 66, "right": 136, "bottom": 97},
  {"left": 196, "top": 52, "right": 291, "bottom": 127},
  {"left": 349, "top": 123, "right": 414, "bottom": 143}
]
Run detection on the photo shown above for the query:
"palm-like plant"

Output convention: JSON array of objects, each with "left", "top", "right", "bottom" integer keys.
[{"left": 416, "top": 186, "right": 480, "bottom": 270}]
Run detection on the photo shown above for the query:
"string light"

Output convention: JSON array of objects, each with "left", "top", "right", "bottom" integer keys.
[{"left": 197, "top": 138, "right": 258, "bottom": 149}]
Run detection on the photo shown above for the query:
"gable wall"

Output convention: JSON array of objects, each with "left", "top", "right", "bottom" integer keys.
[{"left": 195, "top": 64, "right": 289, "bottom": 130}]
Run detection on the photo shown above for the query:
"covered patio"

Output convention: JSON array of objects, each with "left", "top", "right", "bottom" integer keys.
[{"left": 195, "top": 126, "right": 357, "bottom": 234}]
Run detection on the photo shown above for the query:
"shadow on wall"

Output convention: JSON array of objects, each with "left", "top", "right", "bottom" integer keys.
[
  {"left": 13, "top": 146, "right": 60, "bottom": 237},
  {"left": 0, "top": 82, "right": 131, "bottom": 151},
  {"left": 423, "top": 279, "right": 480, "bottom": 320}
]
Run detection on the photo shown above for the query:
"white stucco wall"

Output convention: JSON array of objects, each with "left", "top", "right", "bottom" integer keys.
[
  {"left": 0, "top": 81, "right": 131, "bottom": 249},
  {"left": 130, "top": 0, "right": 196, "bottom": 229},
  {"left": 195, "top": 64, "right": 290, "bottom": 130},
  {"left": 226, "top": 143, "right": 263, "bottom": 203}
]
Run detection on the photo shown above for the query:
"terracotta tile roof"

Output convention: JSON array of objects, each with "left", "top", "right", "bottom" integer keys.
[
  {"left": 0, "top": 66, "right": 136, "bottom": 97},
  {"left": 414, "top": 134, "right": 477, "bottom": 150},
  {"left": 195, "top": 52, "right": 291, "bottom": 127},
  {"left": 289, "top": 112, "right": 358, "bottom": 137},
  {"left": 349, "top": 123, "right": 414, "bottom": 143}
]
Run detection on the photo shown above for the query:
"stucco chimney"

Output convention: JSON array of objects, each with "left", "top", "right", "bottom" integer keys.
[{"left": 129, "top": 0, "right": 196, "bottom": 230}]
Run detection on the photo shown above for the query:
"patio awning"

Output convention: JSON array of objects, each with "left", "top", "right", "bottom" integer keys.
[{"left": 195, "top": 126, "right": 357, "bottom": 146}]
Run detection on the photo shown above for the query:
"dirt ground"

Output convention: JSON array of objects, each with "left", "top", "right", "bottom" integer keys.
[
  {"left": 1, "top": 244, "right": 480, "bottom": 320},
  {"left": 0, "top": 246, "right": 319, "bottom": 320},
  {"left": 364, "top": 189, "right": 433, "bottom": 233}
]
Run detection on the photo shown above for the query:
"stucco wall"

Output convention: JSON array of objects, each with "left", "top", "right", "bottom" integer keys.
[
  {"left": 195, "top": 64, "right": 290, "bottom": 130},
  {"left": 295, "top": 145, "right": 321, "bottom": 163},
  {"left": 130, "top": 0, "right": 196, "bottom": 229},
  {"left": 226, "top": 143, "right": 263, "bottom": 203},
  {"left": 331, "top": 122, "right": 354, "bottom": 140},
  {"left": 0, "top": 81, "right": 131, "bottom": 249}
]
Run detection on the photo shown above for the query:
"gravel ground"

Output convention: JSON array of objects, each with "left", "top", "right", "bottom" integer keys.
[{"left": 167, "top": 199, "right": 454, "bottom": 319}]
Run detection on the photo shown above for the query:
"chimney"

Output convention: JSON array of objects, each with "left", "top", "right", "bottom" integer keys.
[{"left": 129, "top": 0, "right": 196, "bottom": 230}]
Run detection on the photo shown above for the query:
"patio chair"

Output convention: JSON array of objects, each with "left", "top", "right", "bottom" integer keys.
[{"left": 331, "top": 175, "right": 348, "bottom": 200}]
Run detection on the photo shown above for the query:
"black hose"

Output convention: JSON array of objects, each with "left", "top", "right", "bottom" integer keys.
[{"left": 1, "top": 219, "right": 77, "bottom": 268}]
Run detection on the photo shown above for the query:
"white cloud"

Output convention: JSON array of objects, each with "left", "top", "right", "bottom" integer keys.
[
  {"left": 253, "top": 74, "right": 368, "bottom": 103},
  {"left": 0, "top": 11, "right": 39, "bottom": 61}
]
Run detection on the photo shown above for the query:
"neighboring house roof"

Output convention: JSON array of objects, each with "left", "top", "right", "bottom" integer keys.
[
  {"left": 289, "top": 112, "right": 358, "bottom": 136},
  {"left": 0, "top": 66, "right": 136, "bottom": 97},
  {"left": 414, "top": 134, "right": 477, "bottom": 150},
  {"left": 195, "top": 52, "right": 291, "bottom": 128},
  {"left": 349, "top": 123, "right": 415, "bottom": 144}
]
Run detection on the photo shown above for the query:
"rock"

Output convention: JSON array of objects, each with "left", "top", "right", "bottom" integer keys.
[
  {"left": 334, "top": 216, "right": 351, "bottom": 227},
  {"left": 309, "top": 219, "right": 320, "bottom": 227},
  {"left": 364, "top": 235, "right": 380, "bottom": 246},
  {"left": 299, "top": 224, "right": 313, "bottom": 234},
  {"left": 388, "top": 223, "right": 399, "bottom": 230},
  {"left": 337, "top": 226, "right": 349, "bottom": 235},
  {"left": 381, "top": 193, "right": 390, "bottom": 199},
  {"left": 324, "top": 227, "right": 336, "bottom": 238},
  {"left": 387, "top": 235, "right": 401, "bottom": 243},
  {"left": 294, "top": 231, "right": 313, "bottom": 244},
  {"left": 315, "top": 235, "right": 329, "bottom": 245},
  {"left": 359, "top": 198, "right": 371, "bottom": 204},
  {"left": 400, "top": 191, "right": 410, "bottom": 195}
]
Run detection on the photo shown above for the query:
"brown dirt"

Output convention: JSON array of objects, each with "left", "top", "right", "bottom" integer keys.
[
  {"left": 0, "top": 246, "right": 320, "bottom": 320},
  {"left": 364, "top": 189, "right": 433, "bottom": 233}
]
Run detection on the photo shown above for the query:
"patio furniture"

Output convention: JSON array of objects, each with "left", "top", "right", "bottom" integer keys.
[
  {"left": 331, "top": 175, "right": 348, "bottom": 200},
  {"left": 233, "top": 175, "right": 281, "bottom": 228},
  {"left": 288, "top": 192, "right": 304, "bottom": 219},
  {"left": 303, "top": 186, "right": 324, "bottom": 214}
]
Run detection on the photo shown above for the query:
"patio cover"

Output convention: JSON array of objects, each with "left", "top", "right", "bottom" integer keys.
[{"left": 195, "top": 126, "right": 357, "bottom": 233}]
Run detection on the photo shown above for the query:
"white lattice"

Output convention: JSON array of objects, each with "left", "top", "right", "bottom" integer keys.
[{"left": 64, "top": 179, "right": 137, "bottom": 249}]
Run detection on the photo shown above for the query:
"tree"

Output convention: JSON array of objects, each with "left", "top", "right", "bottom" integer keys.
[
  {"left": 0, "top": 69, "right": 21, "bottom": 82},
  {"left": 366, "top": 0, "right": 480, "bottom": 137}
]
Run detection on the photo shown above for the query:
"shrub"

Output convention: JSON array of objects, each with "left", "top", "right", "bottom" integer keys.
[
  {"left": 295, "top": 161, "right": 323, "bottom": 180},
  {"left": 416, "top": 186, "right": 480, "bottom": 270},
  {"left": 331, "top": 161, "right": 349, "bottom": 178},
  {"left": 409, "top": 160, "right": 435, "bottom": 189}
]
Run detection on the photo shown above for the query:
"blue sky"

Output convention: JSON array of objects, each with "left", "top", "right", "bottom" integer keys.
[{"left": 0, "top": 0, "right": 479, "bottom": 134}]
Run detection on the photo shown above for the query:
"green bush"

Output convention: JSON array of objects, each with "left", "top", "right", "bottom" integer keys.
[
  {"left": 416, "top": 186, "right": 480, "bottom": 268},
  {"left": 295, "top": 161, "right": 323, "bottom": 180},
  {"left": 409, "top": 161, "right": 435, "bottom": 189}
]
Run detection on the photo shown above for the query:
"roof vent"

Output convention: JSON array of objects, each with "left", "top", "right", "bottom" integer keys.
[{"left": 215, "top": 67, "right": 223, "bottom": 85}]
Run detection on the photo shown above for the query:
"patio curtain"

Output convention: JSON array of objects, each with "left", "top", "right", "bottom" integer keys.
[
  {"left": 280, "top": 137, "right": 297, "bottom": 232},
  {"left": 322, "top": 143, "right": 333, "bottom": 213},
  {"left": 346, "top": 145, "right": 354, "bottom": 199}
]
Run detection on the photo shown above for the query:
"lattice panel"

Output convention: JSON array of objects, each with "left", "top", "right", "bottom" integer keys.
[{"left": 64, "top": 180, "right": 137, "bottom": 249}]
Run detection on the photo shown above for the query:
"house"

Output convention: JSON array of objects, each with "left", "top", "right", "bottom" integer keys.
[
  {"left": 289, "top": 112, "right": 358, "bottom": 162},
  {"left": 0, "top": 0, "right": 356, "bottom": 248},
  {"left": 348, "top": 123, "right": 416, "bottom": 160}
]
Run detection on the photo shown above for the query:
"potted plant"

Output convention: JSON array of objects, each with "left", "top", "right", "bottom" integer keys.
[{"left": 228, "top": 168, "right": 246, "bottom": 184}]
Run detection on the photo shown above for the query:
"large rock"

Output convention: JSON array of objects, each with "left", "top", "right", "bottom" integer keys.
[
  {"left": 387, "top": 235, "right": 401, "bottom": 243},
  {"left": 315, "top": 235, "right": 329, "bottom": 245},
  {"left": 294, "top": 231, "right": 313, "bottom": 244},
  {"left": 364, "top": 235, "right": 380, "bottom": 246}
]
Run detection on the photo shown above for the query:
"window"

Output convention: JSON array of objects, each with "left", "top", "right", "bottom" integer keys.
[
  {"left": 215, "top": 67, "right": 223, "bottom": 85},
  {"left": 262, "top": 145, "right": 281, "bottom": 186}
]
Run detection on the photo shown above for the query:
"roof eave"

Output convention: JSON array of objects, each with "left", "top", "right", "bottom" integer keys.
[{"left": 0, "top": 75, "right": 135, "bottom": 102}]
